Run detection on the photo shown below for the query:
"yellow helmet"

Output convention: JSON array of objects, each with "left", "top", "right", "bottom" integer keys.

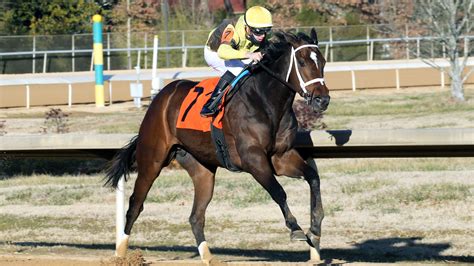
[{"left": 244, "top": 6, "right": 273, "bottom": 28}]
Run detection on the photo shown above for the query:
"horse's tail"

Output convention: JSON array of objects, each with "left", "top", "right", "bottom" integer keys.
[{"left": 104, "top": 135, "right": 139, "bottom": 188}]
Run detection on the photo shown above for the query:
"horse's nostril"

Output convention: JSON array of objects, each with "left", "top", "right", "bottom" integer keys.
[{"left": 323, "top": 96, "right": 330, "bottom": 106}]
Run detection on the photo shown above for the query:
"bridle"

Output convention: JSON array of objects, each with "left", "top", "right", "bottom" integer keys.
[
  {"left": 285, "top": 44, "right": 325, "bottom": 94},
  {"left": 255, "top": 43, "right": 325, "bottom": 103}
]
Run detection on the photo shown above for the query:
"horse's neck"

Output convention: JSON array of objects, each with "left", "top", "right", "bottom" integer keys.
[
  {"left": 249, "top": 58, "right": 296, "bottom": 122},
  {"left": 258, "top": 53, "right": 295, "bottom": 109}
]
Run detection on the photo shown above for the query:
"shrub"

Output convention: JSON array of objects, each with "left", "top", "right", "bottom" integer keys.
[
  {"left": 293, "top": 99, "right": 327, "bottom": 130},
  {"left": 41, "top": 108, "right": 69, "bottom": 134}
]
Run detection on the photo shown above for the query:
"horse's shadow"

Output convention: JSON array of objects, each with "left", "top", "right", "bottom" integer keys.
[{"left": 7, "top": 237, "right": 473, "bottom": 263}]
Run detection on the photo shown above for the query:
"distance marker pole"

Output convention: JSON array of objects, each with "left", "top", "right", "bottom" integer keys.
[{"left": 93, "top": 14, "right": 105, "bottom": 107}]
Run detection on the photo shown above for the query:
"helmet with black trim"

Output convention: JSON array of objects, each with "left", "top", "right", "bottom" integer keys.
[{"left": 244, "top": 6, "right": 272, "bottom": 45}]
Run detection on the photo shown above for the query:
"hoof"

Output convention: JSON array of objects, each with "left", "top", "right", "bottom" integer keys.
[
  {"left": 309, "top": 246, "right": 321, "bottom": 262},
  {"left": 198, "top": 241, "right": 213, "bottom": 262},
  {"left": 306, "top": 231, "right": 321, "bottom": 261},
  {"left": 306, "top": 230, "right": 321, "bottom": 247},
  {"left": 115, "top": 234, "right": 130, "bottom": 257},
  {"left": 290, "top": 230, "right": 307, "bottom": 241}
]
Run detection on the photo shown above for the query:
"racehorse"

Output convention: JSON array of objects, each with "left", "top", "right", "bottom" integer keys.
[{"left": 105, "top": 28, "right": 330, "bottom": 262}]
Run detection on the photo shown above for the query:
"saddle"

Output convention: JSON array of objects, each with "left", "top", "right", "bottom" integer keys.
[{"left": 176, "top": 69, "right": 251, "bottom": 172}]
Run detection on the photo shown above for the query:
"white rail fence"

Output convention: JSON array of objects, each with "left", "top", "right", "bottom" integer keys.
[{"left": 1, "top": 58, "right": 474, "bottom": 108}]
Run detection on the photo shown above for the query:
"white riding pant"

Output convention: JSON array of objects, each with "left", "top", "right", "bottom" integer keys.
[{"left": 204, "top": 46, "right": 252, "bottom": 76}]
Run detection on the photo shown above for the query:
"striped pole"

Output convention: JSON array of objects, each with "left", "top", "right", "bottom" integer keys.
[{"left": 93, "top": 14, "right": 105, "bottom": 107}]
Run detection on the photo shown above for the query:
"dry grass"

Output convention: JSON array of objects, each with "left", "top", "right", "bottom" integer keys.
[{"left": 0, "top": 159, "right": 472, "bottom": 263}]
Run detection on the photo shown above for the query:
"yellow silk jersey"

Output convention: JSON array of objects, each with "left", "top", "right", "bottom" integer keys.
[{"left": 206, "top": 16, "right": 261, "bottom": 60}]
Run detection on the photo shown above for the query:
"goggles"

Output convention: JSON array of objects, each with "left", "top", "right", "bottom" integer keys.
[{"left": 249, "top": 26, "right": 272, "bottom": 36}]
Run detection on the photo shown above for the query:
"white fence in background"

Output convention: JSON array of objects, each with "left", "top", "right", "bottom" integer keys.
[{"left": 1, "top": 58, "right": 473, "bottom": 109}]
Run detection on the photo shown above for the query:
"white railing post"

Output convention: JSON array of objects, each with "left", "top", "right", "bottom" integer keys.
[
  {"left": 416, "top": 37, "right": 420, "bottom": 58},
  {"left": 107, "top": 32, "right": 111, "bottom": 71},
  {"left": 26, "top": 85, "right": 30, "bottom": 109},
  {"left": 370, "top": 41, "right": 374, "bottom": 61},
  {"left": 127, "top": 23, "right": 131, "bottom": 70},
  {"left": 329, "top": 27, "right": 333, "bottom": 62},
  {"left": 68, "top": 84, "right": 72, "bottom": 107},
  {"left": 109, "top": 81, "right": 113, "bottom": 105},
  {"left": 441, "top": 68, "right": 445, "bottom": 89},
  {"left": 90, "top": 50, "right": 94, "bottom": 72},
  {"left": 351, "top": 70, "right": 356, "bottom": 91},
  {"left": 395, "top": 69, "right": 400, "bottom": 90},
  {"left": 144, "top": 33, "right": 148, "bottom": 69},
  {"left": 366, "top": 25, "right": 370, "bottom": 61},
  {"left": 43, "top": 53, "right": 47, "bottom": 73},
  {"left": 32, "top": 36, "right": 36, "bottom": 74},
  {"left": 324, "top": 43, "right": 329, "bottom": 61},
  {"left": 72, "top": 34, "right": 75, "bottom": 72},
  {"left": 116, "top": 176, "right": 126, "bottom": 255},
  {"left": 182, "top": 31, "right": 186, "bottom": 68}
]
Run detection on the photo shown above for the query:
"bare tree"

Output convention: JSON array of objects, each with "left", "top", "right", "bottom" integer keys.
[
  {"left": 380, "top": 0, "right": 473, "bottom": 101},
  {"left": 414, "top": 0, "right": 473, "bottom": 101},
  {"left": 415, "top": 0, "right": 474, "bottom": 101}
]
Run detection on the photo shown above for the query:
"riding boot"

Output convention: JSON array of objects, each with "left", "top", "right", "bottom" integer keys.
[{"left": 200, "top": 71, "right": 235, "bottom": 117}]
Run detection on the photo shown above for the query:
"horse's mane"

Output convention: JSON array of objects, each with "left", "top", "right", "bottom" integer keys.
[{"left": 261, "top": 30, "right": 315, "bottom": 64}]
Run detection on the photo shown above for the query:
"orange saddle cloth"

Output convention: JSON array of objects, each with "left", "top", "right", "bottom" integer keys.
[{"left": 176, "top": 78, "right": 225, "bottom": 132}]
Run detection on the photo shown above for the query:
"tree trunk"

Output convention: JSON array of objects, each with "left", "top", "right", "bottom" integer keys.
[
  {"left": 447, "top": 35, "right": 465, "bottom": 101},
  {"left": 450, "top": 64, "right": 465, "bottom": 101}
]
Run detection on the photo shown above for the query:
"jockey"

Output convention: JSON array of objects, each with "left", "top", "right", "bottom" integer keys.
[{"left": 201, "top": 6, "right": 273, "bottom": 117}]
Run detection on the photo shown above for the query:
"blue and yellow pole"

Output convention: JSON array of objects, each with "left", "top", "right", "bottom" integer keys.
[{"left": 93, "top": 14, "right": 105, "bottom": 107}]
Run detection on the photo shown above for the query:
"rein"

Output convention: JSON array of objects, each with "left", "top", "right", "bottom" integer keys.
[{"left": 255, "top": 61, "right": 303, "bottom": 95}]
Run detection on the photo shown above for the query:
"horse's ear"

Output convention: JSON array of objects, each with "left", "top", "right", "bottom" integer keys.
[{"left": 310, "top": 28, "right": 319, "bottom": 45}]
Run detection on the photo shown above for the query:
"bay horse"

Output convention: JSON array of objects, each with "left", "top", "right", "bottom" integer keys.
[{"left": 105, "top": 28, "right": 330, "bottom": 262}]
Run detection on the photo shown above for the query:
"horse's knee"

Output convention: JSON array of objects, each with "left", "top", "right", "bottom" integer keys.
[{"left": 189, "top": 213, "right": 204, "bottom": 228}]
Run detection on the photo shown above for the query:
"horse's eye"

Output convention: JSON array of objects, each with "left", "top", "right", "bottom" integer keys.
[{"left": 297, "top": 59, "right": 305, "bottom": 67}]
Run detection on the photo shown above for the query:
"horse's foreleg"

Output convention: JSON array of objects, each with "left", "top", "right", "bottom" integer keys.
[
  {"left": 272, "top": 151, "right": 324, "bottom": 261},
  {"left": 175, "top": 151, "right": 217, "bottom": 262},
  {"left": 304, "top": 158, "right": 324, "bottom": 261},
  {"left": 241, "top": 148, "right": 305, "bottom": 241}
]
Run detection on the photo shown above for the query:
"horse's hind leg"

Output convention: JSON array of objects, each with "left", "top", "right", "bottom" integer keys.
[
  {"left": 117, "top": 143, "right": 173, "bottom": 257},
  {"left": 175, "top": 150, "right": 217, "bottom": 262}
]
